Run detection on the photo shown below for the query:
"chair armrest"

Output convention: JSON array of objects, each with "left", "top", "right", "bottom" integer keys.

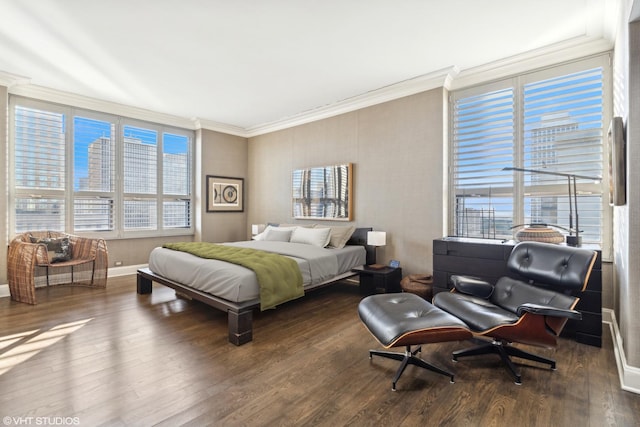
[
  {"left": 9, "top": 240, "right": 50, "bottom": 266},
  {"left": 68, "top": 235, "right": 100, "bottom": 259},
  {"left": 517, "top": 303, "right": 582, "bottom": 320},
  {"left": 450, "top": 275, "right": 494, "bottom": 299}
]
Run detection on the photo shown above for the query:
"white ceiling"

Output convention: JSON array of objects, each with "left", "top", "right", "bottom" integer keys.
[{"left": 0, "top": 0, "right": 617, "bottom": 133}]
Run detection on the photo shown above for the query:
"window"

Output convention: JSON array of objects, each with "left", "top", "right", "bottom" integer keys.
[
  {"left": 13, "top": 104, "right": 67, "bottom": 231},
  {"left": 450, "top": 55, "right": 611, "bottom": 254},
  {"left": 73, "top": 114, "right": 115, "bottom": 232},
  {"left": 123, "top": 124, "right": 158, "bottom": 231},
  {"left": 162, "top": 132, "right": 192, "bottom": 228},
  {"left": 10, "top": 97, "right": 194, "bottom": 238}
]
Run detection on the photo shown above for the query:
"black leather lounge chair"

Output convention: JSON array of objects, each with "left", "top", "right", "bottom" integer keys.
[{"left": 433, "top": 241, "right": 597, "bottom": 384}]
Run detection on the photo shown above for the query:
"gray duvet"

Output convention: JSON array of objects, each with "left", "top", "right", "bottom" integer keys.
[{"left": 148, "top": 240, "right": 365, "bottom": 303}]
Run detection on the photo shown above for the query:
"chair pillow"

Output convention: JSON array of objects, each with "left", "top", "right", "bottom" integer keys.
[{"left": 30, "top": 236, "right": 72, "bottom": 263}]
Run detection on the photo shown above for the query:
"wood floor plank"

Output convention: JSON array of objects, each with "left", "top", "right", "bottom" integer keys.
[{"left": 1, "top": 275, "right": 639, "bottom": 426}]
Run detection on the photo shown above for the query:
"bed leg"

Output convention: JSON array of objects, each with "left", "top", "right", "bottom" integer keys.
[
  {"left": 228, "top": 309, "right": 253, "bottom": 345},
  {"left": 137, "top": 274, "right": 153, "bottom": 294}
]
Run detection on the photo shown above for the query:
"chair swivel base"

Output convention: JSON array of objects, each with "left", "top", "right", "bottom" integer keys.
[
  {"left": 452, "top": 340, "right": 556, "bottom": 385},
  {"left": 370, "top": 345, "right": 455, "bottom": 391}
]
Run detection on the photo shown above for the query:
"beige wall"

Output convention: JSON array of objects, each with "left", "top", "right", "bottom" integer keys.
[
  {"left": 199, "top": 128, "right": 249, "bottom": 243},
  {"left": 248, "top": 88, "right": 446, "bottom": 275},
  {"left": 617, "top": 13, "right": 640, "bottom": 367}
]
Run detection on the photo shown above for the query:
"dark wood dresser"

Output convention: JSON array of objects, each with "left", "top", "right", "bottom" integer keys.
[{"left": 433, "top": 237, "right": 602, "bottom": 347}]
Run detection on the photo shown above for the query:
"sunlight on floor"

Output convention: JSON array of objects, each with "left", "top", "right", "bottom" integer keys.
[{"left": 0, "top": 318, "right": 93, "bottom": 375}]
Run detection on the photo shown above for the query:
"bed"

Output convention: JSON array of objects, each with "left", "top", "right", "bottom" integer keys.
[{"left": 136, "top": 227, "right": 374, "bottom": 345}]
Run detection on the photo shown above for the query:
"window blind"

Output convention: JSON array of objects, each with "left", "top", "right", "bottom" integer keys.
[
  {"left": 124, "top": 199, "right": 157, "bottom": 230},
  {"left": 74, "top": 198, "right": 114, "bottom": 231},
  {"left": 452, "top": 87, "right": 515, "bottom": 238},
  {"left": 14, "top": 106, "right": 66, "bottom": 190},
  {"left": 15, "top": 197, "right": 65, "bottom": 232},
  {"left": 521, "top": 67, "right": 604, "bottom": 241},
  {"left": 163, "top": 200, "right": 191, "bottom": 228},
  {"left": 451, "top": 58, "right": 608, "bottom": 247},
  {"left": 13, "top": 106, "right": 66, "bottom": 232}
]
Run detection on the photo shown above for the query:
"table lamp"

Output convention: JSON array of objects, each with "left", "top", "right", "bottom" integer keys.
[{"left": 367, "top": 231, "right": 387, "bottom": 269}]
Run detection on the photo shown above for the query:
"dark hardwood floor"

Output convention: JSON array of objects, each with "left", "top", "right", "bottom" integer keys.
[{"left": 1, "top": 275, "right": 638, "bottom": 426}]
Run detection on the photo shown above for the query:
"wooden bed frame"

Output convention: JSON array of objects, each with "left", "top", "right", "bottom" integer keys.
[{"left": 136, "top": 227, "right": 374, "bottom": 345}]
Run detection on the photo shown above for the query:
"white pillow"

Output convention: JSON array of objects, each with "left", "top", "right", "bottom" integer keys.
[
  {"left": 320, "top": 225, "right": 356, "bottom": 249},
  {"left": 253, "top": 225, "right": 296, "bottom": 241},
  {"left": 263, "top": 228, "right": 293, "bottom": 242},
  {"left": 290, "top": 226, "right": 331, "bottom": 247}
]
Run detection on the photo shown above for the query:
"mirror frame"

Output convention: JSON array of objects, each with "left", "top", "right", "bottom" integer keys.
[{"left": 292, "top": 163, "right": 353, "bottom": 221}]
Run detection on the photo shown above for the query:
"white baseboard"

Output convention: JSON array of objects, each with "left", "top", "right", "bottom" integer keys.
[
  {"left": 603, "top": 308, "right": 640, "bottom": 394},
  {"left": 0, "top": 264, "right": 147, "bottom": 299},
  {"left": 108, "top": 263, "right": 147, "bottom": 277}
]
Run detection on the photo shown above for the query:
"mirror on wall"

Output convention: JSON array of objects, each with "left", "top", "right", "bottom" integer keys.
[{"left": 292, "top": 163, "right": 353, "bottom": 220}]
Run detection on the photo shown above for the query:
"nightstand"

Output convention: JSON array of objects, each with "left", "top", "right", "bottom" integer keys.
[{"left": 351, "top": 265, "right": 402, "bottom": 294}]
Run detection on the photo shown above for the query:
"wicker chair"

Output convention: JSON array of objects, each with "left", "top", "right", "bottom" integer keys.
[{"left": 8, "top": 231, "right": 108, "bottom": 304}]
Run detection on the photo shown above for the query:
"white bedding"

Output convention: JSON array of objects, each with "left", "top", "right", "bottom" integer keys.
[{"left": 148, "top": 241, "right": 366, "bottom": 303}]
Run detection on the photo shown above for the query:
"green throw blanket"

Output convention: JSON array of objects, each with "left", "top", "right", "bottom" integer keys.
[{"left": 163, "top": 242, "right": 304, "bottom": 310}]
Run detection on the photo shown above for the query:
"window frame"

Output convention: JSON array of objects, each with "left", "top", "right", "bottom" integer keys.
[
  {"left": 448, "top": 54, "right": 613, "bottom": 260},
  {"left": 8, "top": 96, "right": 195, "bottom": 239}
]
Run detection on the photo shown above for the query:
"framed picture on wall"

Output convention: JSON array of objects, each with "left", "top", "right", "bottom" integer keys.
[{"left": 206, "top": 175, "right": 244, "bottom": 212}]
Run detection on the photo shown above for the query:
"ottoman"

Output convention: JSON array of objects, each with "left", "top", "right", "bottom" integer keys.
[{"left": 358, "top": 292, "right": 472, "bottom": 390}]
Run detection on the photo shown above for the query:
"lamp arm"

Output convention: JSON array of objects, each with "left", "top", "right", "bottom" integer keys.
[
  {"left": 567, "top": 176, "right": 574, "bottom": 236},
  {"left": 573, "top": 175, "right": 579, "bottom": 235}
]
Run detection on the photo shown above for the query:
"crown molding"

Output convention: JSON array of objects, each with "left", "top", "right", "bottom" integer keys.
[
  {"left": 242, "top": 34, "right": 611, "bottom": 137},
  {"left": 8, "top": 83, "right": 198, "bottom": 130},
  {"left": 244, "top": 66, "right": 459, "bottom": 138},
  {"left": 449, "top": 35, "right": 613, "bottom": 91},
  {"left": 0, "top": 70, "right": 30, "bottom": 87},
  {"left": 5, "top": 79, "right": 250, "bottom": 137},
  {"left": 193, "top": 118, "right": 248, "bottom": 137}
]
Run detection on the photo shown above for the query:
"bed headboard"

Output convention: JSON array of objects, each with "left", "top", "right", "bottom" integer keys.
[{"left": 348, "top": 227, "right": 376, "bottom": 265}]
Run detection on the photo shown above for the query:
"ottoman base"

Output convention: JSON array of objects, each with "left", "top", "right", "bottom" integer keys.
[{"left": 370, "top": 345, "right": 455, "bottom": 391}]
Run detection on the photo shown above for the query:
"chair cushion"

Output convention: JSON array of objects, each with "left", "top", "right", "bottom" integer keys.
[
  {"left": 358, "top": 293, "right": 471, "bottom": 347},
  {"left": 490, "top": 277, "right": 578, "bottom": 314},
  {"left": 507, "top": 241, "right": 596, "bottom": 290},
  {"left": 30, "top": 235, "right": 72, "bottom": 263},
  {"left": 433, "top": 291, "right": 519, "bottom": 332},
  {"left": 450, "top": 275, "right": 493, "bottom": 298}
]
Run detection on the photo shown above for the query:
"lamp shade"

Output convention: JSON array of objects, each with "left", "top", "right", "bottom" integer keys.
[{"left": 367, "top": 231, "right": 386, "bottom": 246}]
